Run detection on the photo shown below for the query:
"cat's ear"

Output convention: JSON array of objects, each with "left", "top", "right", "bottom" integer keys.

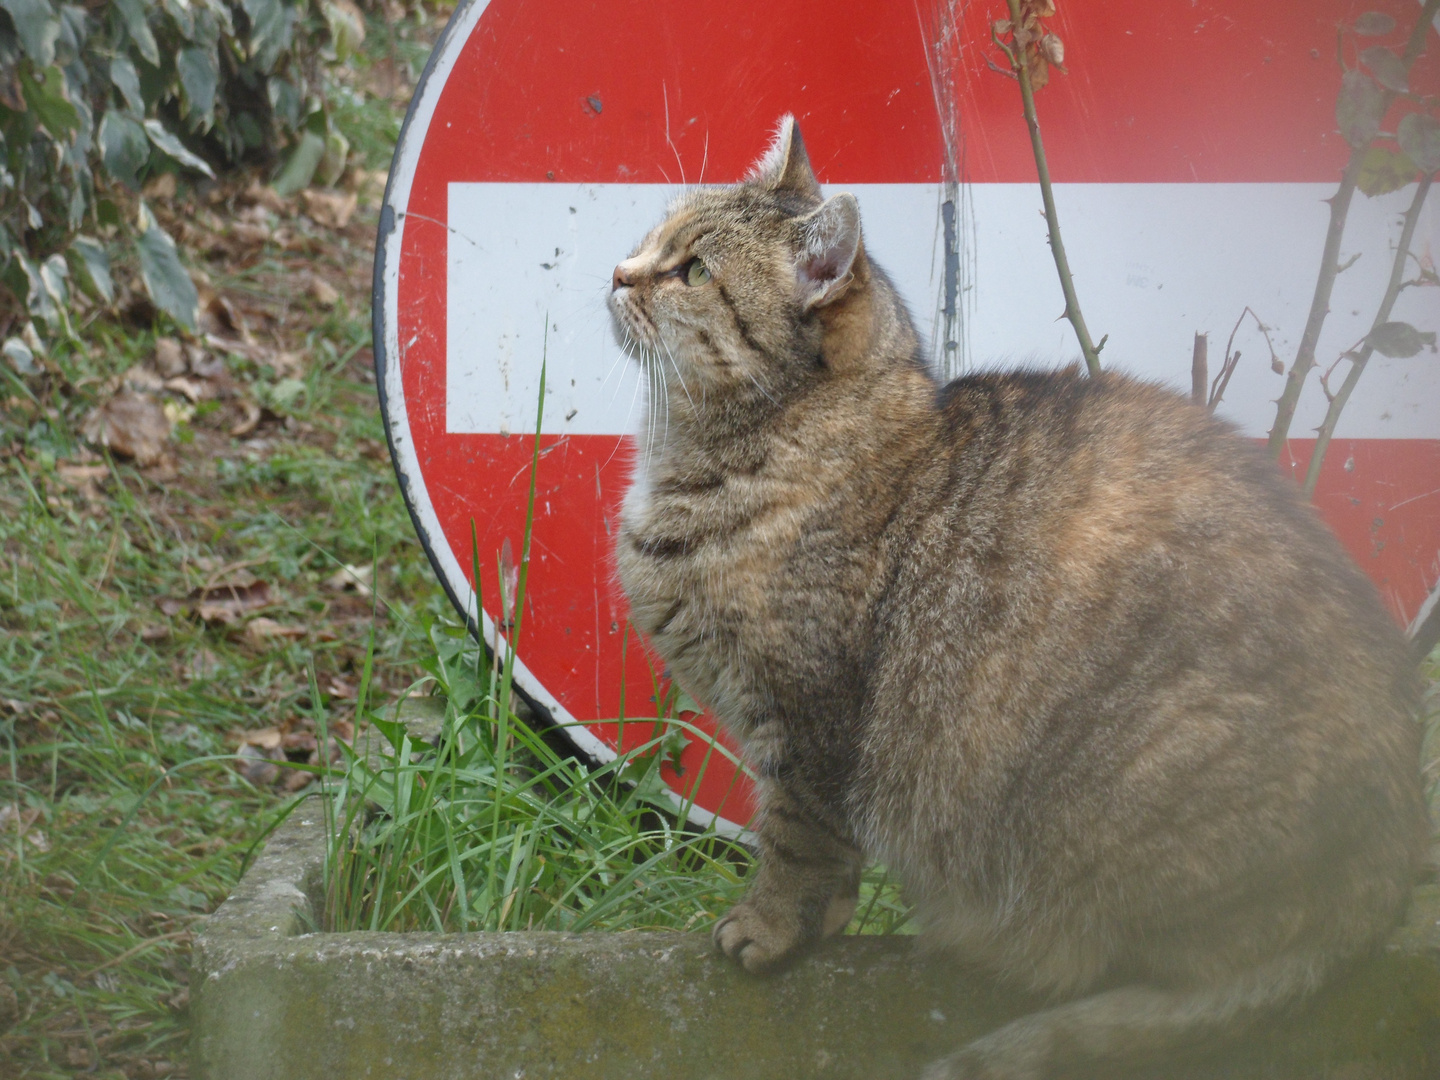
[
  {"left": 795, "top": 194, "right": 861, "bottom": 309},
  {"left": 750, "top": 115, "right": 822, "bottom": 201}
]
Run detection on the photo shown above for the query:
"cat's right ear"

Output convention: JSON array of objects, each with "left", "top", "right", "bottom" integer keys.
[
  {"left": 795, "top": 194, "right": 861, "bottom": 310},
  {"left": 750, "top": 115, "right": 822, "bottom": 201}
]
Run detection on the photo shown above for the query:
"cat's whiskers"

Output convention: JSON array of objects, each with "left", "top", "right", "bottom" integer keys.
[
  {"left": 662, "top": 83, "right": 687, "bottom": 190},
  {"left": 745, "top": 368, "right": 779, "bottom": 407},
  {"left": 658, "top": 334, "right": 697, "bottom": 416}
]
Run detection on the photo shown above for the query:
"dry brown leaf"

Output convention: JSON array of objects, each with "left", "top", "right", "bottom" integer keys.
[
  {"left": 229, "top": 399, "right": 263, "bottom": 437},
  {"left": 282, "top": 730, "right": 318, "bottom": 753},
  {"left": 163, "top": 376, "right": 214, "bottom": 403},
  {"left": 246, "top": 616, "right": 306, "bottom": 642},
  {"left": 54, "top": 463, "right": 109, "bottom": 505},
  {"left": 271, "top": 351, "right": 305, "bottom": 378},
  {"left": 239, "top": 727, "right": 283, "bottom": 750},
  {"left": 200, "top": 293, "right": 250, "bottom": 341},
  {"left": 309, "top": 277, "right": 340, "bottom": 307},
  {"left": 194, "top": 580, "right": 273, "bottom": 625},
  {"left": 1040, "top": 33, "right": 1065, "bottom": 68},
  {"left": 325, "top": 675, "right": 358, "bottom": 700},
  {"left": 0, "top": 804, "right": 49, "bottom": 852},
  {"left": 119, "top": 364, "right": 166, "bottom": 394},
  {"left": 186, "top": 648, "right": 222, "bottom": 681},
  {"left": 230, "top": 222, "right": 271, "bottom": 248},
  {"left": 281, "top": 769, "right": 316, "bottom": 792},
  {"left": 204, "top": 333, "right": 272, "bottom": 365},
  {"left": 82, "top": 391, "right": 172, "bottom": 466},
  {"left": 324, "top": 563, "right": 374, "bottom": 597},
  {"left": 143, "top": 173, "right": 178, "bottom": 200},
  {"left": 247, "top": 182, "right": 291, "bottom": 215},
  {"left": 301, "top": 189, "right": 359, "bottom": 229},
  {"left": 154, "top": 336, "right": 187, "bottom": 377},
  {"left": 236, "top": 743, "right": 280, "bottom": 786}
]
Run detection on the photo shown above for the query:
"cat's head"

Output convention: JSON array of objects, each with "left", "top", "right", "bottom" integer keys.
[{"left": 608, "top": 116, "right": 868, "bottom": 403}]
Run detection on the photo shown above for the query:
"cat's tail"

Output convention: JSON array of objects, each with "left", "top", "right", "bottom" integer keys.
[{"left": 921, "top": 952, "right": 1329, "bottom": 1080}]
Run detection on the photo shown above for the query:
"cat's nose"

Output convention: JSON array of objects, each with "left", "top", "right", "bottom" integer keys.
[{"left": 612, "top": 259, "right": 641, "bottom": 291}]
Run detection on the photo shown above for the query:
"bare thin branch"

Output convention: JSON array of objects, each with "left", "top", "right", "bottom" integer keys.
[
  {"left": 1302, "top": 173, "right": 1433, "bottom": 498},
  {"left": 1267, "top": 0, "right": 1440, "bottom": 457}
]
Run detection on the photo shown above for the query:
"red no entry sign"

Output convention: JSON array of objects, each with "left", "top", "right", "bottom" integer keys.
[{"left": 377, "top": 0, "right": 1440, "bottom": 833}]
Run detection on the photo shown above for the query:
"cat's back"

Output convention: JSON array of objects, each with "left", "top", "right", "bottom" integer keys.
[{"left": 864, "top": 367, "right": 1424, "bottom": 988}]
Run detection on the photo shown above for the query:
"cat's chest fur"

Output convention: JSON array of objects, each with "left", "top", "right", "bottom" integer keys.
[{"left": 617, "top": 431, "right": 865, "bottom": 766}]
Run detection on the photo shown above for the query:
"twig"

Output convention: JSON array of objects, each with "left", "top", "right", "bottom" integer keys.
[
  {"left": 1190, "top": 333, "right": 1208, "bottom": 405},
  {"left": 1209, "top": 306, "right": 1278, "bottom": 412},
  {"left": 1000, "top": 0, "right": 1103, "bottom": 375},
  {"left": 1267, "top": 0, "right": 1440, "bottom": 457},
  {"left": 1302, "top": 172, "right": 1433, "bottom": 498}
]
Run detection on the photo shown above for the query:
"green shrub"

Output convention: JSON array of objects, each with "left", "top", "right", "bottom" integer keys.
[{"left": 0, "top": 0, "right": 365, "bottom": 351}]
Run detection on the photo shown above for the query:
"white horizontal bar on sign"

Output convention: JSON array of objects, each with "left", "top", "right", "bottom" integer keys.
[
  {"left": 445, "top": 182, "right": 1440, "bottom": 440},
  {"left": 444, "top": 183, "right": 946, "bottom": 437}
]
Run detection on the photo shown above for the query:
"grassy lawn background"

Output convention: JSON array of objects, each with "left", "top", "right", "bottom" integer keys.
[{"left": 0, "top": 11, "right": 449, "bottom": 1076}]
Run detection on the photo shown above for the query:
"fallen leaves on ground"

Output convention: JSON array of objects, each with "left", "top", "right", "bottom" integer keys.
[
  {"left": 301, "top": 188, "right": 358, "bottom": 229},
  {"left": 82, "top": 391, "right": 172, "bottom": 466},
  {"left": 324, "top": 562, "right": 374, "bottom": 597},
  {"left": 0, "top": 803, "right": 51, "bottom": 857},
  {"left": 235, "top": 716, "right": 355, "bottom": 790},
  {"left": 157, "top": 571, "right": 276, "bottom": 626}
]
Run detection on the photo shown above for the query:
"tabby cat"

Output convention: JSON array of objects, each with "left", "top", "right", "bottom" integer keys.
[{"left": 607, "top": 117, "right": 1427, "bottom": 1079}]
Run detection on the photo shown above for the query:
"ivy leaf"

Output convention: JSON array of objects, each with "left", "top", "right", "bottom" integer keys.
[
  {"left": 1356, "top": 146, "right": 1416, "bottom": 196},
  {"left": 1397, "top": 113, "right": 1440, "bottom": 175},
  {"left": 98, "top": 110, "right": 149, "bottom": 188},
  {"left": 268, "top": 76, "right": 302, "bottom": 130},
  {"left": 1365, "top": 321, "right": 1436, "bottom": 358},
  {"left": 271, "top": 129, "right": 324, "bottom": 197},
  {"left": 69, "top": 234, "right": 113, "bottom": 303},
  {"left": 321, "top": 0, "right": 364, "bottom": 63},
  {"left": 1336, "top": 70, "right": 1386, "bottom": 148},
  {"left": 1353, "top": 12, "right": 1396, "bottom": 36},
  {"left": 3, "top": 336, "right": 38, "bottom": 376},
  {"left": 1359, "top": 46, "right": 1407, "bottom": 94},
  {"left": 0, "top": 0, "right": 60, "bottom": 67},
  {"left": 19, "top": 63, "right": 78, "bottom": 139},
  {"left": 15, "top": 252, "right": 58, "bottom": 328},
  {"left": 112, "top": 0, "right": 158, "bottom": 67},
  {"left": 38, "top": 252, "right": 69, "bottom": 317},
  {"left": 135, "top": 202, "right": 198, "bottom": 331},
  {"left": 176, "top": 45, "right": 217, "bottom": 124},
  {"left": 160, "top": 0, "right": 194, "bottom": 41},
  {"left": 243, "top": 0, "right": 294, "bottom": 73},
  {"left": 109, "top": 54, "right": 143, "bottom": 115},
  {"left": 143, "top": 118, "right": 215, "bottom": 178}
]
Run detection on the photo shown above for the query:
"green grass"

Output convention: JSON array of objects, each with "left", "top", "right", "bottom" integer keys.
[
  {"left": 0, "top": 54, "right": 453, "bottom": 1061},
  {"left": 0, "top": 302, "right": 448, "bottom": 1077}
]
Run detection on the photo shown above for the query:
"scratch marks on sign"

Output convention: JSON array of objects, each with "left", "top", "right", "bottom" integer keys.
[{"left": 915, "top": 0, "right": 976, "bottom": 379}]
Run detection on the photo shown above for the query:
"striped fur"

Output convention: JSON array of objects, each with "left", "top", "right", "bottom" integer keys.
[{"left": 607, "top": 117, "right": 1427, "bottom": 1079}]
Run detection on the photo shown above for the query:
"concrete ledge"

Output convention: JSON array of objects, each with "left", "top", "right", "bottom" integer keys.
[{"left": 193, "top": 805, "right": 1440, "bottom": 1079}]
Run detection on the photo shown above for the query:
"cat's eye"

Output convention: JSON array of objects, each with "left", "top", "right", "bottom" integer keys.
[{"left": 685, "top": 259, "right": 712, "bottom": 287}]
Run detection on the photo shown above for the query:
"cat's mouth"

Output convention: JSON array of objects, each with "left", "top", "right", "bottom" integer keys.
[{"left": 608, "top": 291, "right": 660, "bottom": 362}]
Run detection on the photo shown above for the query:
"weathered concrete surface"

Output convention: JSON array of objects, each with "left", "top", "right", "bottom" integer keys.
[{"left": 193, "top": 804, "right": 1440, "bottom": 1080}]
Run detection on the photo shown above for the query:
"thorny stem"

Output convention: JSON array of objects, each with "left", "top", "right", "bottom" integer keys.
[
  {"left": 1003, "top": 0, "right": 1103, "bottom": 376},
  {"left": 1267, "top": 0, "right": 1440, "bottom": 458},
  {"left": 1301, "top": 173, "right": 1432, "bottom": 498}
]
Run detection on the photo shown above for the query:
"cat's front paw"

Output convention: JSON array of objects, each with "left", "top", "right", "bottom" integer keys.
[{"left": 712, "top": 901, "right": 806, "bottom": 973}]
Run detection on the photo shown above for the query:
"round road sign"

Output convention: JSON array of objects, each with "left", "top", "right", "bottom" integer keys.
[{"left": 376, "top": 0, "right": 1440, "bottom": 834}]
